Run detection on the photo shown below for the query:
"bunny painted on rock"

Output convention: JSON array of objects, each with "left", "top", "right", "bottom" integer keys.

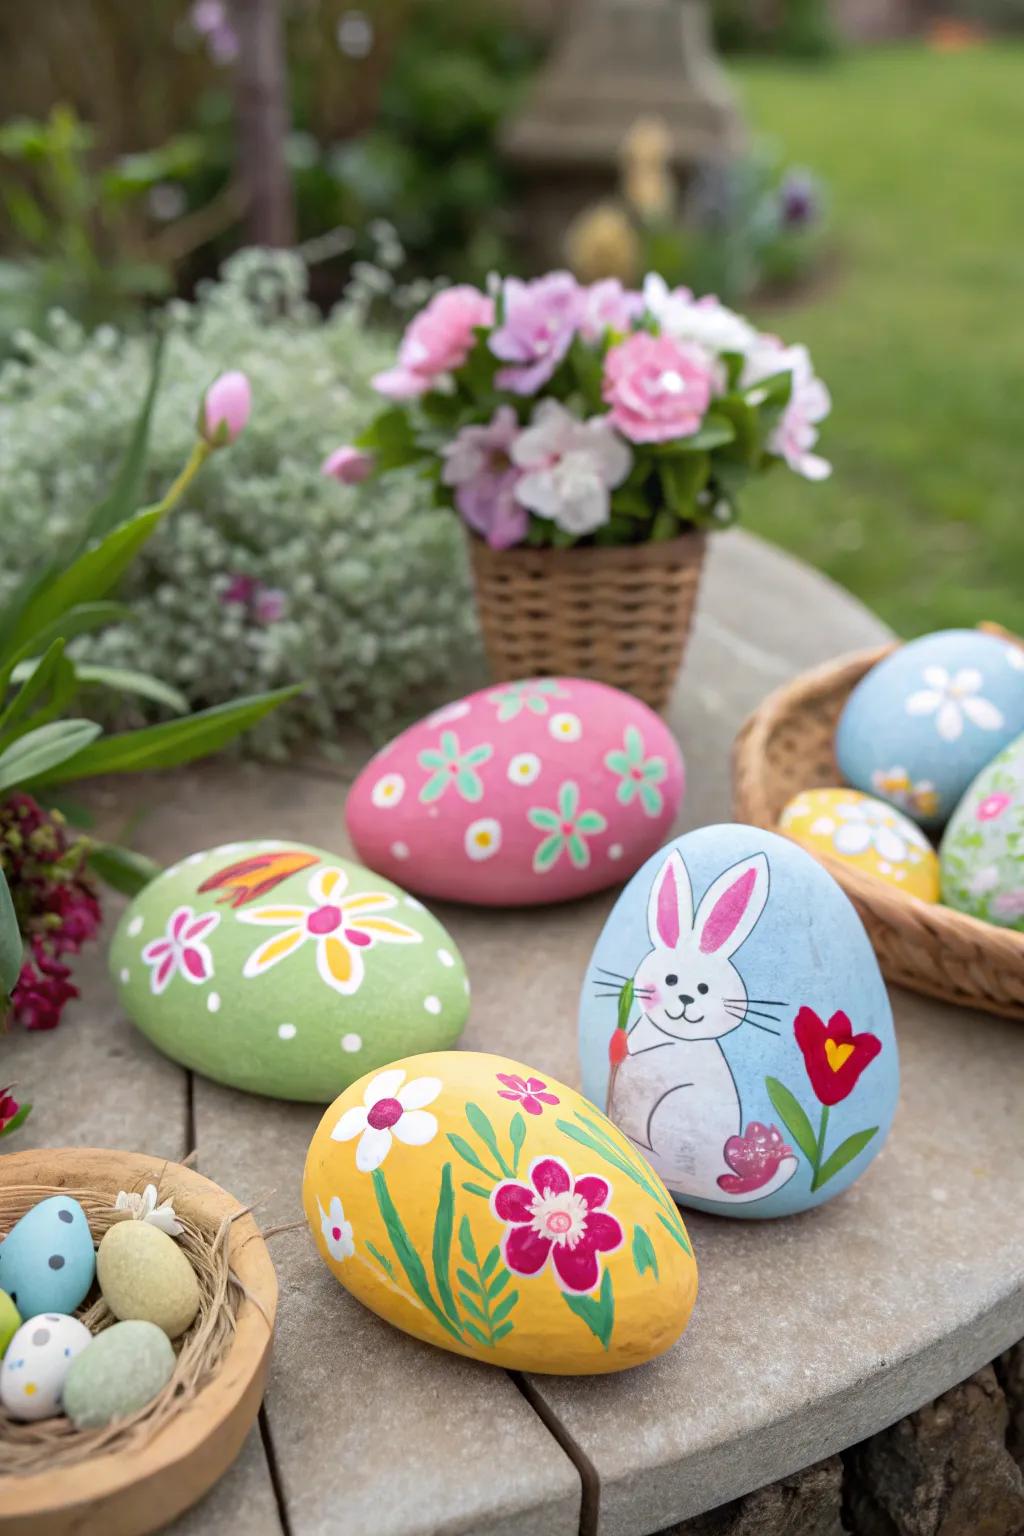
[{"left": 579, "top": 825, "right": 899, "bottom": 1219}]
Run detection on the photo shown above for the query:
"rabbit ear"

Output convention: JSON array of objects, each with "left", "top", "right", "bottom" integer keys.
[
  {"left": 695, "top": 853, "right": 769, "bottom": 959},
  {"left": 646, "top": 849, "right": 694, "bottom": 950}
]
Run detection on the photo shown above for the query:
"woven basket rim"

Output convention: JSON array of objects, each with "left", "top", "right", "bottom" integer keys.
[{"left": 466, "top": 526, "right": 708, "bottom": 571}]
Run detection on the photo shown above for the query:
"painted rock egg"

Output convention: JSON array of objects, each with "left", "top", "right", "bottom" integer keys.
[
  {"left": 346, "top": 678, "right": 684, "bottom": 905},
  {"left": 110, "top": 840, "right": 469, "bottom": 1101},
  {"left": 0, "top": 1196, "right": 95, "bottom": 1319},
  {"left": 779, "top": 788, "right": 939, "bottom": 901},
  {"left": 63, "top": 1319, "right": 176, "bottom": 1429},
  {"left": 0, "top": 1290, "right": 22, "bottom": 1357},
  {"left": 835, "top": 629, "right": 1024, "bottom": 830},
  {"left": 940, "top": 732, "right": 1024, "bottom": 930},
  {"left": 578, "top": 824, "right": 899, "bottom": 1219},
  {"left": 97, "top": 1221, "right": 200, "bottom": 1339},
  {"left": 303, "top": 1051, "right": 698, "bottom": 1374},
  {"left": 0, "top": 1313, "right": 92, "bottom": 1421}
]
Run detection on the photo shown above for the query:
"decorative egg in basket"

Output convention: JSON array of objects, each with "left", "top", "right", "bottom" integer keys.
[
  {"left": 346, "top": 678, "right": 684, "bottom": 905},
  {"left": 835, "top": 628, "right": 1024, "bottom": 830},
  {"left": 779, "top": 788, "right": 939, "bottom": 901},
  {"left": 303, "top": 1051, "right": 698, "bottom": 1373},
  {"left": 0, "top": 1196, "right": 95, "bottom": 1320},
  {"left": 940, "top": 731, "right": 1024, "bottom": 931},
  {"left": 110, "top": 840, "right": 469, "bottom": 1101},
  {"left": 578, "top": 824, "right": 899, "bottom": 1218}
]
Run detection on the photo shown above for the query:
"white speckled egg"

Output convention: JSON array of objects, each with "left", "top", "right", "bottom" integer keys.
[{"left": 0, "top": 1313, "right": 92, "bottom": 1421}]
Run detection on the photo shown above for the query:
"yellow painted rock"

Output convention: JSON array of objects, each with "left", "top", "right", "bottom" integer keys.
[
  {"left": 303, "top": 1051, "right": 698, "bottom": 1373},
  {"left": 779, "top": 788, "right": 939, "bottom": 901}
]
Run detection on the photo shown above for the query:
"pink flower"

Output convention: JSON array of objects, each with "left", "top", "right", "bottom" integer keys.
[
  {"left": 643, "top": 273, "right": 757, "bottom": 355},
  {"left": 489, "top": 272, "right": 582, "bottom": 395},
  {"left": 977, "top": 792, "right": 1012, "bottom": 821},
  {"left": 511, "top": 399, "right": 631, "bottom": 537},
  {"left": 717, "top": 1122, "right": 793, "bottom": 1195},
  {"left": 322, "top": 445, "right": 375, "bottom": 484},
  {"left": 742, "top": 337, "right": 831, "bottom": 481},
  {"left": 441, "top": 404, "right": 528, "bottom": 549},
  {"left": 373, "top": 285, "right": 494, "bottom": 399},
  {"left": 490, "top": 1155, "right": 623, "bottom": 1294},
  {"left": 12, "top": 952, "right": 79, "bottom": 1031},
  {"left": 200, "top": 371, "right": 251, "bottom": 446},
  {"left": 221, "top": 575, "right": 287, "bottom": 626},
  {"left": 992, "top": 890, "right": 1024, "bottom": 921},
  {"left": 141, "top": 906, "right": 220, "bottom": 995},
  {"left": 495, "top": 1072, "right": 560, "bottom": 1117},
  {"left": 579, "top": 279, "right": 644, "bottom": 343},
  {"left": 602, "top": 332, "right": 715, "bottom": 443},
  {"left": 0, "top": 1090, "right": 20, "bottom": 1128}
]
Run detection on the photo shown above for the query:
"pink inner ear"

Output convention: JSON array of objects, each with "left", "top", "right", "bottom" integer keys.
[
  {"left": 700, "top": 868, "right": 757, "bottom": 954},
  {"left": 656, "top": 864, "right": 680, "bottom": 949}
]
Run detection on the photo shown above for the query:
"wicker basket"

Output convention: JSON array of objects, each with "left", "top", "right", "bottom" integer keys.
[
  {"left": 467, "top": 529, "right": 707, "bottom": 711},
  {"left": 732, "top": 642, "right": 1024, "bottom": 1021}
]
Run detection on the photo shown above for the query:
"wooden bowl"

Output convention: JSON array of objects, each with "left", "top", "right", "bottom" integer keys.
[
  {"left": 732, "top": 643, "right": 1024, "bottom": 1022},
  {"left": 0, "top": 1148, "right": 277, "bottom": 1536}
]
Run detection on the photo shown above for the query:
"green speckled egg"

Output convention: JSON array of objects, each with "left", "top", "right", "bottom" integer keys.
[
  {"left": 110, "top": 840, "right": 470, "bottom": 1101},
  {"left": 0, "top": 1290, "right": 22, "bottom": 1357},
  {"left": 63, "top": 1320, "right": 175, "bottom": 1428},
  {"left": 940, "top": 733, "right": 1024, "bottom": 929},
  {"left": 97, "top": 1222, "right": 199, "bottom": 1340}
]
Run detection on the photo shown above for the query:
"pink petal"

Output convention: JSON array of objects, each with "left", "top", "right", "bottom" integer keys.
[
  {"left": 154, "top": 953, "right": 177, "bottom": 992},
  {"left": 184, "top": 913, "right": 218, "bottom": 942},
  {"left": 504, "top": 1223, "right": 551, "bottom": 1277},
  {"left": 496, "top": 1073, "right": 528, "bottom": 1093},
  {"left": 574, "top": 1175, "right": 610, "bottom": 1212},
  {"left": 520, "top": 1096, "right": 544, "bottom": 1115},
  {"left": 533, "top": 1092, "right": 560, "bottom": 1107},
  {"left": 492, "top": 1181, "right": 535, "bottom": 1223},
  {"left": 142, "top": 939, "right": 172, "bottom": 960},
  {"left": 497, "top": 1090, "right": 524, "bottom": 1103},
  {"left": 182, "top": 946, "right": 209, "bottom": 981},
  {"left": 583, "top": 1210, "right": 622, "bottom": 1254},
  {"left": 529, "top": 1156, "right": 571, "bottom": 1198},
  {"left": 552, "top": 1241, "right": 600, "bottom": 1294},
  {"left": 525, "top": 1077, "right": 548, "bottom": 1093},
  {"left": 171, "top": 908, "right": 192, "bottom": 941}
]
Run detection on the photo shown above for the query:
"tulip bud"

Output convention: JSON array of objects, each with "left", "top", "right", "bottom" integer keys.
[
  {"left": 199, "top": 371, "right": 252, "bottom": 447},
  {"left": 322, "top": 445, "right": 375, "bottom": 485}
]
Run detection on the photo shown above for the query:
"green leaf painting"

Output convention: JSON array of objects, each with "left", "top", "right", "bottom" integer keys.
[
  {"left": 631, "top": 1224, "right": 659, "bottom": 1282},
  {"left": 765, "top": 1076, "right": 819, "bottom": 1166},
  {"left": 562, "top": 1269, "right": 615, "bottom": 1350}
]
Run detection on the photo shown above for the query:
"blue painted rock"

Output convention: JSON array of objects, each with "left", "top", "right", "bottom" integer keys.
[
  {"left": 836, "top": 629, "right": 1024, "bottom": 830},
  {"left": 940, "top": 732, "right": 1024, "bottom": 930},
  {"left": 346, "top": 678, "right": 684, "bottom": 905},
  {"left": 0, "top": 1197, "right": 95, "bottom": 1318},
  {"left": 579, "top": 824, "right": 899, "bottom": 1219},
  {"left": 0, "top": 1313, "right": 92, "bottom": 1421},
  {"left": 110, "top": 840, "right": 469, "bottom": 1101},
  {"left": 63, "top": 1319, "right": 175, "bottom": 1428}
]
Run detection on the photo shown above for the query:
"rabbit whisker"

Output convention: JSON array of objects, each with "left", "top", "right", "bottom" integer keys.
[
  {"left": 731, "top": 1016, "right": 781, "bottom": 1035},
  {"left": 596, "top": 967, "right": 633, "bottom": 981},
  {"left": 726, "top": 998, "right": 788, "bottom": 1008},
  {"left": 736, "top": 1007, "right": 782, "bottom": 1022}
]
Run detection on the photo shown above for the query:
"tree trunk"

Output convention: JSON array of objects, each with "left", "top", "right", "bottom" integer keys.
[{"left": 230, "top": 0, "right": 296, "bottom": 248}]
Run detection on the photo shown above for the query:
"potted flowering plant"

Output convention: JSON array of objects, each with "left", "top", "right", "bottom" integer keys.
[{"left": 329, "top": 271, "right": 830, "bottom": 709}]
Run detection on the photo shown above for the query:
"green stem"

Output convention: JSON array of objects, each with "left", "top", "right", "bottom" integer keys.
[
  {"left": 810, "top": 1104, "right": 830, "bottom": 1192},
  {"left": 151, "top": 438, "right": 211, "bottom": 517}
]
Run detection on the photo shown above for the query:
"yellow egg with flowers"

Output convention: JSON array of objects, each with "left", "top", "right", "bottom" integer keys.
[{"left": 779, "top": 788, "right": 939, "bottom": 901}]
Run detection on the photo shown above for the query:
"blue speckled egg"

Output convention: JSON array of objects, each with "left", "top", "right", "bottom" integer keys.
[
  {"left": 0, "top": 1197, "right": 95, "bottom": 1318},
  {"left": 578, "top": 824, "right": 899, "bottom": 1219},
  {"left": 835, "top": 629, "right": 1024, "bottom": 830}
]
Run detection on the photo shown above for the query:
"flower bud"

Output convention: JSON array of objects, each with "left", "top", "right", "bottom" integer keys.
[{"left": 199, "top": 371, "right": 252, "bottom": 447}]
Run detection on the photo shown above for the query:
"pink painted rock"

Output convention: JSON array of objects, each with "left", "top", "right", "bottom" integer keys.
[{"left": 346, "top": 678, "right": 684, "bottom": 906}]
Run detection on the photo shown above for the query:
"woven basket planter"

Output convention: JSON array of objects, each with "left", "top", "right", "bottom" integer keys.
[
  {"left": 467, "top": 529, "right": 707, "bottom": 711},
  {"left": 732, "top": 642, "right": 1024, "bottom": 1022}
]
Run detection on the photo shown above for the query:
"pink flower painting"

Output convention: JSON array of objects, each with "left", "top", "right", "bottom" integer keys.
[
  {"left": 495, "top": 1073, "right": 560, "bottom": 1116},
  {"left": 490, "top": 1155, "right": 623, "bottom": 1293},
  {"left": 142, "top": 906, "right": 220, "bottom": 994}
]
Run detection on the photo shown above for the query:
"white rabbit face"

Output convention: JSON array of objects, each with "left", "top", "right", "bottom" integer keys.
[{"left": 635, "top": 849, "right": 770, "bottom": 1042}]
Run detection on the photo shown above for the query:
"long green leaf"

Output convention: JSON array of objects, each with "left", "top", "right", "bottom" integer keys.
[
  {"left": 85, "top": 841, "right": 161, "bottom": 897},
  {"left": 29, "top": 685, "right": 301, "bottom": 784},
  {"left": 0, "top": 867, "right": 23, "bottom": 995},
  {"left": 64, "top": 663, "right": 189, "bottom": 714},
  {"left": 465, "top": 1102, "right": 514, "bottom": 1178},
  {"left": 0, "top": 719, "right": 102, "bottom": 793},
  {"left": 448, "top": 1133, "right": 499, "bottom": 1181},
  {"left": 631, "top": 1224, "right": 659, "bottom": 1282},
  {"left": 81, "top": 333, "right": 165, "bottom": 544},
  {"left": 371, "top": 1169, "right": 462, "bottom": 1343},
  {"left": 0, "top": 639, "right": 66, "bottom": 741},
  {"left": 765, "top": 1076, "right": 818, "bottom": 1167},
  {"left": 508, "top": 1112, "right": 526, "bottom": 1175},
  {"left": 0, "top": 603, "right": 132, "bottom": 699},
  {"left": 561, "top": 1269, "right": 615, "bottom": 1350},
  {"left": 814, "top": 1127, "right": 878, "bottom": 1190},
  {"left": 457, "top": 1215, "right": 478, "bottom": 1266},
  {"left": 431, "top": 1163, "right": 459, "bottom": 1324}
]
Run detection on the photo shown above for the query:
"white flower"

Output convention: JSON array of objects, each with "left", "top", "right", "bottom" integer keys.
[
  {"left": 905, "top": 666, "right": 1004, "bottom": 742},
  {"left": 643, "top": 272, "right": 756, "bottom": 356},
  {"left": 114, "top": 1183, "right": 183, "bottom": 1237},
  {"left": 1005, "top": 645, "right": 1024, "bottom": 672},
  {"left": 318, "top": 1195, "right": 354, "bottom": 1261},
  {"left": 742, "top": 336, "right": 831, "bottom": 481},
  {"left": 330, "top": 1068, "right": 441, "bottom": 1172},
  {"left": 512, "top": 400, "right": 631, "bottom": 537},
  {"left": 465, "top": 817, "right": 502, "bottom": 860},
  {"left": 828, "top": 798, "right": 929, "bottom": 864}
]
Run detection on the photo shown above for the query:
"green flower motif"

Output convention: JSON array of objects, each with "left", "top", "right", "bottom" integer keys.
[
  {"left": 604, "top": 726, "right": 668, "bottom": 817},
  {"left": 487, "top": 679, "right": 568, "bottom": 724},
  {"left": 418, "top": 731, "right": 493, "bottom": 803},
  {"left": 528, "top": 781, "right": 608, "bottom": 873}
]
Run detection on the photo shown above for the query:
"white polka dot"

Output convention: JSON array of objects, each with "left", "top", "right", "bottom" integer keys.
[
  {"left": 464, "top": 817, "right": 502, "bottom": 861},
  {"left": 404, "top": 896, "right": 425, "bottom": 911},
  {"left": 341, "top": 1033, "right": 362, "bottom": 1052},
  {"left": 463, "top": 976, "right": 471, "bottom": 995},
  {"left": 278, "top": 1022, "right": 297, "bottom": 1040},
  {"left": 424, "top": 996, "right": 442, "bottom": 1015},
  {"left": 119, "top": 967, "right": 130, "bottom": 984},
  {"left": 391, "top": 841, "right": 410, "bottom": 860},
  {"left": 371, "top": 773, "right": 405, "bottom": 809},
  {"left": 609, "top": 843, "right": 624, "bottom": 861},
  {"left": 428, "top": 700, "right": 471, "bottom": 726},
  {"left": 259, "top": 839, "right": 285, "bottom": 850},
  {"left": 878, "top": 860, "right": 892, "bottom": 874},
  {"left": 549, "top": 712, "right": 582, "bottom": 742},
  {"left": 127, "top": 915, "right": 144, "bottom": 937},
  {"left": 437, "top": 948, "right": 455, "bottom": 968},
  {"left": 186, "top": 853, "right": 205, "bottom": 866},
  {"left": 508, "top": 752, "right": 541, "bottom": 786},
  {"left": 162, "top": 863, "right": 181, "bottom": 880},
  {"left": 207, "top": 992, "right": 221, "bottom": 1013}
]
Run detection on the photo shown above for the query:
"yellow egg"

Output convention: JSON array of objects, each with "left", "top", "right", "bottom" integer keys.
[
  {"left": 303, "top": 1051, "right": 698, "bottom": 1374},
  {"left": 779, "top": 788, "right": 939, "bottom": 901}
]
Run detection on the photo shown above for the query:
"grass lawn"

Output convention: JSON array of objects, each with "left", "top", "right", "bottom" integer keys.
[{"left": 732, "top": 44, "right": 1024, "bottom": 637}]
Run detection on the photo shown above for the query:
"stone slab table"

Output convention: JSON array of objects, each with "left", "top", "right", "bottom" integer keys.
[{"left": 3, "top": 530, "right": 1022, "bottom": 1535}]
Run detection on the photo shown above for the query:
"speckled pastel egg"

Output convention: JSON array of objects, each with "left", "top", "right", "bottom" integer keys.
[
  {"left": 0, "top": 1196, "right": 95, "bottom": 1319},
  {"left": 346, "top": 678, "right": 685, "bottom": 905},
  {"left": 303, "top": 1051, "right": 698, "bottom": 1374},
  {"left": 0, "top": 1313, "right": 92, "bottom": 1421},
  {"left": 97, "top": 1221, "right": 199, "bottom": 1339},
  {"left": 0, "top": 1290, "right": 21, "bottom": 1357},
  {"left": 63, "top": 1319, "right": 175, "bottom": 1429},
  {"left": 779, "top": 788, "right": 939, "bottom": 901},
  {"left": 579, "top": 824, "right": 899, "bottom": 1219},
  {"left": 940, "top": 732, "right": 1024, "bottom": 930},
  {"left": 835, "top": 630, "right": 1024, "bottom": 830},
  {"left": 110, "top": 840, "right": 469, "bottom": 1101}
]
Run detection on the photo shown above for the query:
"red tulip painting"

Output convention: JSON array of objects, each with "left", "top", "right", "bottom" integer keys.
[{"left": 766, "top": 1006, "right": 882, "bottom": 1193}]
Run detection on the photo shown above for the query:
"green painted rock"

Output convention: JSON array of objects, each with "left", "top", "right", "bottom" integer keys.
[
  {"left": 0, "top": 1290, "right": 21, "bottom": 1358},
  {"left": 940, "top": 732, "right": 1024, "bottom": 930},
  {"left": 110, "top": 840, "right": 470, "bottom": 1101},
  {"left": 97, "top": 1222, "right": 199, "bottom": 1340},
  {"left": 63, "top": 1320, "right": 175, "bottom": 1428}
]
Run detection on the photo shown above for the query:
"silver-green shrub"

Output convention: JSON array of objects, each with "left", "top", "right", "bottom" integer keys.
[{"left": 0, "top": 248, "right": 479, "bottom": 756}]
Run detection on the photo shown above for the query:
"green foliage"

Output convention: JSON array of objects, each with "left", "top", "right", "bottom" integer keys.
[
  {"left": 0, "top": 250, "right": 478, "bottom": 754},
  {"left": 712, "top": 0, "right": 838, "bottom": 58},
  {"left": 0, "top": 865, "right": 22, "bottom": 996}
]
